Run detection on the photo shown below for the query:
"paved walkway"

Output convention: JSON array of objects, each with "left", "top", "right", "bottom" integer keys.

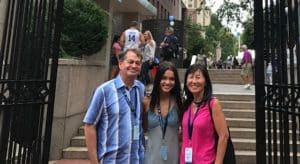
[
  {"left": 49, "top": 160, "right": 90, "bottom": 164},
  {"left": 213, "top": 84, "right": 255, "bottom": 95}
]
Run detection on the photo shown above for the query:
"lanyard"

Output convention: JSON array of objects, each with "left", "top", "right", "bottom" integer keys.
[
  {"left": 158, "top": 99, "right": 171, "bottom": 140},
  {"left": 121, "top": 87, "right": 137, "bottom": 117},
  {"left": 187, "top": 102, "right": 202, "bottom": 140}
]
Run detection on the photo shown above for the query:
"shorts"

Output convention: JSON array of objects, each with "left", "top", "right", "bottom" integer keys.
[
  {"left": 241, "top": 63, "right": 252, "bottom": 76},
  {"left": 111, "top": 56, "right": 118, "bottom": 66}
]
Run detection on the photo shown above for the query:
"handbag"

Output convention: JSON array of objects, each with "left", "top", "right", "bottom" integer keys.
[{"left": 208, "top": 99, "right": 236, "bottom": 164}]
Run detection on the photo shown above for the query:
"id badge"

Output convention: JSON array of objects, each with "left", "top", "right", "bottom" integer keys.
[
  {"left": 160, "top": 145, "right": 168, "bottom": 161},
  {"left": 133, "top": 125, "right": 139, "bottom": 140},
  {"left": 185, "top": 147, "right": 192, "bottom": 163}
]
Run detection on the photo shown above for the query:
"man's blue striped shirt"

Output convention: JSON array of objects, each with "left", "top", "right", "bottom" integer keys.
[{"left": 83, "top": 75, "right": 145, "bottom": 163}]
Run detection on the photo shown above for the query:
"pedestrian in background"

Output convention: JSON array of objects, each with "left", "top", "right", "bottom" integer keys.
[
  {"left": 84, "top": 49, "right": 145, "bottom": 164},
  {"left": 160, "top": 27, "right": 179, "bottom": 62},
  {"left": 143, "top": 61, "right": 182, "bottom": 164},
  {"left": 240, "top": 44, "right": 253, "bottom": 89},
  {"left": 180, "top": 64, "right": 229, "bottom": 164},
  {"left": 110, "top": 34, "right": 122, "bottom": 79},
  {"left": 120, "top": 21, "right": 145, "bottom": 51},
  {"left": 140, "top": 30, "right": 156, "bottom": 86}
]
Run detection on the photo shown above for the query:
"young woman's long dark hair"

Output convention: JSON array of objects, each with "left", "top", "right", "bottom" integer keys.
[
  {"left": 149, "top": 61, "right": 182, "bottom": 113},
  {"left": 183, "top": 64, "right": 213, "bottom": 112}
]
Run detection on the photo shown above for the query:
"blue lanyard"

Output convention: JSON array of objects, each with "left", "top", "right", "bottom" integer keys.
[
  {"left": 157, "top": 99, "right": 171, "bottom": 140},
  {"left": 121, "top": 87, "right": 137, "bottom": 117},
  {"left": 187, "top": 102, "right": 202, "bottom": 140}
]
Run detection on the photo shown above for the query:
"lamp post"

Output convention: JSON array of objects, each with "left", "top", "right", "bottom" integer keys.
[{"left": 237, "top": 31, "right": 240, "bottom": 56}]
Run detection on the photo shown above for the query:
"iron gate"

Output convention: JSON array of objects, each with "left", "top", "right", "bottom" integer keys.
[
  {"left": 0, "top": 0, "right": 64, "bottom": 163},
  {"left": 255, "top": 0, "right": 300, "bottom": 163}
]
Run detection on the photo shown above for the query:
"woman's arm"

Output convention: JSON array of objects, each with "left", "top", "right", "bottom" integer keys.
[{"left": 211, "top": 99, "right": 229, "bottom": 164}]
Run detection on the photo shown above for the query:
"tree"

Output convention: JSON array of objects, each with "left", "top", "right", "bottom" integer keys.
[
  {"left": 60, "top": 0, "right": 108, "bottom": 58},
  {"left": 204, "top": 14, "right": 237, "bottom": 60},
  {"left": 184, "top": 17, "right": 205, "bottom": 56},
  {"left": 216, "top": 0, "right": 253, "bottom": 25},
  {"left": 241, "top": 18, "right": 254, "bottom": 49}
]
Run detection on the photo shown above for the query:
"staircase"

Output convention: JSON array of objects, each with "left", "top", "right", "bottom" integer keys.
[
  {"left": 215, "top": 93, "right": 256, "bottom": 164},
  {"left": 178, "top": 68, "right": 244, "bottom": 85},
  {"left": 58, "top": 89, "right": 257, "bottom": 163},
  {"left": 209, "top": 69, "right": 244, "bottom": 84}
]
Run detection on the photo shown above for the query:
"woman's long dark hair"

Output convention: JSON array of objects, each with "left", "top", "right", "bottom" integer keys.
[
  {"left": 183, "top": 64, "right": 213, "bottom": 112},
  {"left": 149, "top": 61, "right": 182, "bottom": 113},
  {"left": 111, "top": 34, "right": 120, "bottom": 48}
]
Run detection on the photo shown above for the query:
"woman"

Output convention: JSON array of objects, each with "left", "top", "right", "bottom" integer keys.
[
  {"left": 110, "top": 35, "right": 122, "bottom": 79},
  {"left": 143, "top": 61, "right": 182, "bottom": 164},
  {"left": 180, "top": 64, "right": 229, "bottom": 164},
  {"left": 140, "top": 30, "right": 156, "bottom": 85}
]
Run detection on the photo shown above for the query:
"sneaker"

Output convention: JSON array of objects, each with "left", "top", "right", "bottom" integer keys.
[{"left": 246, "top": 84, "right": 251, "bottom": 89}]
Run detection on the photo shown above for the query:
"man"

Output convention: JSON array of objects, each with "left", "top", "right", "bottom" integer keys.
[
  {"left": 84, "top": 49, "right": 145, "bottom": 164},
  {"left": 120, "top": 21, "right": 145, "bottom": 51},
  {"left": 160, "top": 26, "right": 179, "bottom": 61},
  {"left": 240, "top": 44, "right": 253, "bottom": 89}
]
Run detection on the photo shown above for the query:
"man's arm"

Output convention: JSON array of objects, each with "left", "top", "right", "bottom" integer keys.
[{"left": 85, "top": 124, "right": 100, "bottom": 164}]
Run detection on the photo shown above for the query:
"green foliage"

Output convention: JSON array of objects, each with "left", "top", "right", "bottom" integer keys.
[
  {"left": 60, "top": 0, "right": 108, "bottom": 58},
  {"left": 241, "top": 18, "right": 254, "bottom": 49},
  {"left": 184, "top": 14, "right": 237, "bottom": 61},
  {"left": 205, "top": 14, "right": 237, "bottom": 59},
  {"left": 217, "top": 29, "right": 237, "bottom": 59},
  {"left": 216, "top": 0, "right": 253, "bottom": 24},
  {"left": 184, "top": 17, "right": 205, "bottom": 56}
]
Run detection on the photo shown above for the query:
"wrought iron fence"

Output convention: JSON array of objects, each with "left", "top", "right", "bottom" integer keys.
[
  {"left": 0, "top": 0, "right": 64, "bottom": 163},
  {"left": 255, "top": 0, "right": 300, "bottom": 163}
]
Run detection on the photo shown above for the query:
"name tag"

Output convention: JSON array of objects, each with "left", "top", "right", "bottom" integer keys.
[
  {"left": 185, "top": 147, "right": 192, "bottom": 163},
  {"left": 160, "top": 145, "right": 168, "bottom": 160},
  {"left": 133, "top": 125, "right": 139, "bottom": 140}
]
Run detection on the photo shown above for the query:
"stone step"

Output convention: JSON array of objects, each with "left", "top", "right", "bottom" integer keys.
[
  {"left": 230, "top": 128, "right": 255, "bottom": 139},
  {"left": 70, "top": 136, "right": 86, "bottom": 147},
  {"left": 78, "top": 126, "right": 84, "bottom": 136},
  {"left": 214, "top": 94, "right": 254, "bottom": 101},
  {"left": 178, "top": 69, "right": 242, "bottom": 84},
  {"left": 210, "top": 77, "right": 241, "bottom": 80},
  {"left": 227, "top": 118, "right": 255, "bottom": 128},
  {"left": 235, "top": 150, "right": 256, "bottom": 164},
  {"left": 221, "top": 100, "right": 255, "bottom": 109},
  {"left": 224, "top": 109, "right": 255, "bottom": 119},
  {"left": 49, "top": 159, "right": 90, "bottom": 164},
  {"left": 212, "top": 80, "right": 244, "bottom": 85},
  {"left": 62, "top": 147, "right": 88, "bottom": 159}
]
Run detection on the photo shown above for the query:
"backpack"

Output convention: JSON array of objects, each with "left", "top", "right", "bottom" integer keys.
[{"left": 208, "top": 99, "right": 236, "bottom": 164}]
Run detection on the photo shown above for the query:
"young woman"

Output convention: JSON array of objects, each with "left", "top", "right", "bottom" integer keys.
[
  {"left": 110, "top": 35, "right": 122, "bottom": 79},
  {"left": 180, "top": 64, "right": 229, "bottom": 164},
  {"left": 143, "top": 61, "right": 182, "bottom": 164},
  {"left": 140, "top": 30, "right": 156, "bottom": 85}
]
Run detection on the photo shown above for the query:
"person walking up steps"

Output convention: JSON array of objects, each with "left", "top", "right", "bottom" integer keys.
[{"left": 240, "top": 44, "right": 253, "bottom": 89}]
